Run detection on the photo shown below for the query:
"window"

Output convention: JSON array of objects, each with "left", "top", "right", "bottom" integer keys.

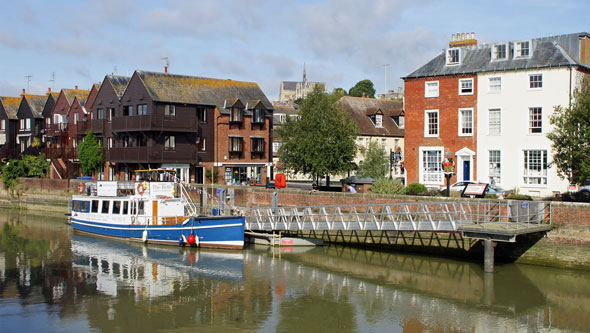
[
  {"left": 488, "top": 77, "right": 501, "bottom": 92},
  {"left": 459, "top": 79, "right": 473, "bottom": 95},
  {"left": 164, "top": 105, "right": 175, "bottom": 116},
  {"left": 272, "top": 142, "right": 282, "bottom": 153},
  {"left": 73, "top": 138, "right": 77, "bottom": 148},
  {"left": 252, "top": 109, "right": 264, "bottom": 124},
  {"left": 493, "top": 44, "right": 507, "bottom": 60},
  {"left": 529, "top": 74, "right": 542, "bottom": 89},
  {"left": 74, "top": 113, "right": 79, "bottom": 124},
  {"left": 137, "top": 104, "right": 147, "bottom": 116},
  {"left": 0, "top": 120, "right": 5, "bottom": 130},
  {"left": 97, "top": 108, "right": 105, "bottom": 119},
  {"left": 374, "top": 114, "right": 383, "bottom": 128},
  {"left": 91, "top": 200, "right": 99, "bottom": 213},
  {"left": 101, "top": 200, "right": 110, "bottom": 214},
  {"left": 458, "top": 108, "right": 473, "bottom": 136},
  {"left": 197, "top": 137, "right": 206, "bottom": 151},
  {"left": 165, "top": 136, "right": 176, "bottom": 150},
  {"left": 107, "top": 137, "right": 113, "bottom": 149},
  {"left": 276, "top": 114, "right": 286, "bottom": 124},
  {"left": 425, "top": 81, "right": 439, "bottom": 98},
  {"left": 529, "top": 107, "right": 542, "bottom": 133},
  {"left": 515, "top": 41, "right": 530, "bottom": 57},
  {"left": 447, "top": 48, "right": 460, "bottom": 65},
  {"left": 230, "top": 108, "right": 243, "bottom": 123},
  {"left": 381, "top": 138, "right": 386, "bottom": 148},
  {"left": 489, "top": 109, "right": 501, "bottom": 135},
  {"left": 523, "top": 150, "right": 548, "bottom": 185},
  {"left": 393, "top": 115, "right": 404, "bottom": 128},
  {"left": 251, "top": 137, "right": 265, "bottom": 153},
  {"left": 45, "top": 118, "right": 50, "bottom": 126},
  {"left": 424, "top": 110, "right": 439, "bottom": 137},
  {"left": 25, "top": 119, "right": 30, "bottom": 130},
  {"left": 122, "top": 201, "right": 129, "bottom": 215},
  {"left": 108, "top": 108, "right": 115, "bottom": 121},
  {"left": 112, "top": 201, "right": 121, "bottom": 214},
  {"left": 229, "top": 137, "right": 242, "bottom": 152},
  {"left": 420, "top": 147, "right": 443, "bottom": 184},
  {"left": 489, "top": 150, "right": 501, "bottom": 184},
  {"left": 197, "top": 107, "right": 207, "bottom": 123}
]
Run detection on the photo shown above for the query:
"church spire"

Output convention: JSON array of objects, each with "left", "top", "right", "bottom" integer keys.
[{"left": 303, "top": 63, "right": 307, "bottom": 83}]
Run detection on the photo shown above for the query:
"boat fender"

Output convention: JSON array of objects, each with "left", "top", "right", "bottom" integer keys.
[
  {"left": 178, "top": 235, "right": 184, "bottom": 246},
  {"left": 77, "top": 183, "right": 85, "bottom": 194},
  {"left": 142, "top": 230, "right": 148, "bottom": 243},
  {"left": 194, "top": 233, "right": 200, "bottom": 247},
  {"left": 187, "top": 234, "right": 196, "bottom": 245},
  {"left": 137, "top": 183, "right": 145, "bottom": 195},
  {"left": 131, "top": 216, "right": 135, "bottom": 224}
]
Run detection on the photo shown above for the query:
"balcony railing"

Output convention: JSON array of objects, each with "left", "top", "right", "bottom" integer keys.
[
  {"left": 47, "top": 123, "right": 68, "bottom": 136},
  {"left": 111, "top": 115, "right": 198, "bottom": 132},
  {"left": 108, "top": 145, "right": 197, "bottom": 163},
  {"left": 45, "top": 147, "right": 77, "bottom": 160}
]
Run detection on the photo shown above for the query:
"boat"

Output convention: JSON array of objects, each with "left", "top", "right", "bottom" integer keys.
[{"left": 70, "top": 169, "right": 244, "bottom": 249}]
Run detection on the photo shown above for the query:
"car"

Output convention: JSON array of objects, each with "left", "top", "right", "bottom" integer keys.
[
  {"left": 485, "top": 184, "right": 512, "bottom": 199},
  {"left": 573, "top": 184, "right": 590, "bottom": 202},
  {"left": 448, "top": 181, "right": 478, "bottom": 192}
]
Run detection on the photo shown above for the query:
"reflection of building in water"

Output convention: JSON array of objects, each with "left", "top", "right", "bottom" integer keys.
[{"left": 71, "top": 236, "right": 244, "bottom": 299}]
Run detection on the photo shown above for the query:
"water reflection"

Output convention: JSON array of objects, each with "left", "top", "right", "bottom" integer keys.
[{"left": 1, "top": 208, "right": 590, "bottom": 332}]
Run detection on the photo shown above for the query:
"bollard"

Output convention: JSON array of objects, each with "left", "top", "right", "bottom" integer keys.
[
  {"left": 484, "top": 239, "right": 494, "bottom": 273},
  {"left": 272, "top": 191, "right": 278, "bottom": 215}
]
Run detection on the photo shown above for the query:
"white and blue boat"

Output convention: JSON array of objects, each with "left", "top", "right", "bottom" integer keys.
[{"left": 70, "top": 169, "right": 245, "bottom": 249}]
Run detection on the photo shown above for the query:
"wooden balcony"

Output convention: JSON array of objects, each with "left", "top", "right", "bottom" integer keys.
[
  {"left": 108, "top": 144, "right": 197, "bottom": 163},
  {"left": 73, "top": 121, "right": 90, "bottom": 135},
  {"left": 91, "top": 119, "right": 106, "bottom": 134},
  {"left": 45, "top": 147, "right": 77, "bottom": 160},
  {"left": 111, "top": 115, "right": 198, "bottom": 133},
  {"left": 46, "top": 123, "right": 68, "bottom": 137}
]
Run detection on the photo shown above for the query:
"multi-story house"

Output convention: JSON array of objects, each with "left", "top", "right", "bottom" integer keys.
[
  {"left": 0, "top": 96, "right": 20, "bottom": 159},
  {"left": 16, "top": 92, "right": 50, "bottom": 153},
  {"left": 336, "top": 96, "right": 405, "bottom": 181},
  {"left": 67, "top": 84, "right": 98, "bottom": 151},
  {"left": 99, "top": 70, "right": 273, "bottom": 185},
  {"left": 403, "top": 32, "right": 590, "bottom": 197},
  {"left": 46, "top": 87, "right": 90, "bottom": 152},
  {"left": 91, "top": 75, "right": 131, "bottom": 180}
]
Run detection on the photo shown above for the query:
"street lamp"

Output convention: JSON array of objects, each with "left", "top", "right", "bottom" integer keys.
[{"left": 216, "top": 114, "right": 229, "bottom": 184}]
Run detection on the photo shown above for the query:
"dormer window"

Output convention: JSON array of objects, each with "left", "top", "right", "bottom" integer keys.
[
  {"left": 252, "top": 108, "right": 264, "bottom": 124},
  {"left": 230, "top": 107, "right": 243, "bottom": 123},
  {"left": 492, "top": 44, "right": 507, "bottom": 60},
  {"left": 375, "top": 114, "right": 383, "bottom": 128},
  {"left": 393, "top": 115, "right": 404, "bottom": 129},
  {"left": 446, "top": 48, "right": 461, "bottom": 65},
  {"left": 515, "top": 40, "right": 530, "bottom": 58}
]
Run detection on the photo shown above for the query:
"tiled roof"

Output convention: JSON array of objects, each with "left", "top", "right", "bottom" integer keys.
[
  {"left": 404, "top": 32, "right": 590, "bottom": 79},
  {"left": 136, "top": 70, "right": 273, "bottom": 111},
  {"left": 282, "top": 81, "right": 298, "bottom": 91},
  {"left": 272, "top": 104, "right": 298, "bottom": 116},
  {"left": 336, "top": 96, "right": 404, "bottom": 137},
  {"left": 107, "top": 75, "right": 131, "bottom": 98},
  {"left": 62, "top": 89, "right": 90, "bottom": 107},
  {"left": 23, "top": 94, "right": 47, "bottom": 118},
  {"left": 0, "top": 96, "right": 22, "bottom": 119}
]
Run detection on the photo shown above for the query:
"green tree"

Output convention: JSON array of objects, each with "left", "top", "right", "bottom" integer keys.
[
  {"left": 548, "top": 81, "right": 590, "bottom": 184},
  {"left": 293, "top": 98, "right": 304, "bottom": 105},
  {"left": 349, "top": 79, "right": 376, "bottom": 98},
  {"left": 357, "top": 140, "right": 388, "bottom": 179},
  {"left": 276, "top": 86, "right": 359, "bottom": 181},
  {"left": 22, "top": 154, "right": 49, "bottom": 177},
  {"left": 1, "top": 154, "right": 49, "bottom": 197},
  {"left": 77, "top": 130, "right": 104, "bottom": 176}
]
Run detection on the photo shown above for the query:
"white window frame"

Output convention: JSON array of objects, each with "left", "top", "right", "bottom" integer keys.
[
  {"left": 529, "top": 74, "right": 543, "bottom": 89},
  {"left": 272, "top": 141, "right": 282, "bottom": 153},
  {"left": 74, "top": 113, "right": 79, "bottom": 124},
  {"left": 446, "top": 48, "right": 461, "bottom": 65},
  {"left": 375, "top": 114, "right": 383, "bottom": 128},
  {"left": 419, "top": 146, "right": 444, "bottom": 185},
  {"left": 515, "top": 40, "right": 531, "bottom": 58},
  {"left": 25, "top": 118, "right": 31, "bottom": 130},
  {"left": 458, "top": 108, "right": 473, "bottom": 136},
  {"left": 425, "top": 81, "right": 439, "bottom": 98},
  {"left": 523, "top": 149, "right": 548, "bottom": 186},
  {"left": 489, "top": 150, "right": 501, "bottom": 185},
  {"left": 458, "top": 78, "right": 473, "bottom": 95},
  {"left": 529, "top": 107, "right": 542, "bottom": 134},
  {"left": 488, "top": 108, "right": 501, "bottom": 135},
  {"left": 492, "top": 43, "right": 508, "bottom": 60},
  {"left": 0, "top": 119, "right": 5, "bottom": 130},
  {"left": 424, "top": 110, "right": 439, "bottom": 138},
  {"left": 488, "top": 77, "right": 502, "bottom": 93},
  {"left": 277, "top": 114, "right": 286, "bottom": 124}
]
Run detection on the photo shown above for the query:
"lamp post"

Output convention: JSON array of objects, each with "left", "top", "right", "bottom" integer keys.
[{"left": 216, "top": 114, "right": 229, "bottom": 184}]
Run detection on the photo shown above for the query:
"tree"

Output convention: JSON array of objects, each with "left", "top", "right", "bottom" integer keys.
[
  {"left": 349, "top": 79, "right": 376, "bottom": 98},
  {"left": 77, "top": 130, "right": 104, "bottom": 176},
  {"left": 548, "top": 81, "right": 590, "bottom": 184},
  {"left": 1, "top": 154, "right": 49, "bottom": 197},
  {"left": 276, "top": 86, "right": 359, "bottom": 182},
  {"left": 332, "top": 88, "right": 347, "bottom": 96},
  {"left": 357, "top": 140, "right": 389, "bottom": 179}
]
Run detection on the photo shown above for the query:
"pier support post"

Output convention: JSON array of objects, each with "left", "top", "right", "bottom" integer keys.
[
  {"left": 272, "top": 191, "right": 278, "bottom": 214},
  {"left": 483, "top": 239, "right": 494, "bottom": 273}
]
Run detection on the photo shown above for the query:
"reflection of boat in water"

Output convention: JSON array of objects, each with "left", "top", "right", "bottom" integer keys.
[
  {"left": 70, "top": 169, "right": 244, "bottom": 249},
  {"left": 71, "top": 235, "right": 244, "bottom": 298}
]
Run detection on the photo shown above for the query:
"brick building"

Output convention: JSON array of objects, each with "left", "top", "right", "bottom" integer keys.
[{"left": 0, "top": 96, "right": 21, "bottom": 159}]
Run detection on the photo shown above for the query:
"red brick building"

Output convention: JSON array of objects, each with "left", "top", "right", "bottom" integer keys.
[{"left": 403, "top": 35, "right": 478, "bottom": 186}]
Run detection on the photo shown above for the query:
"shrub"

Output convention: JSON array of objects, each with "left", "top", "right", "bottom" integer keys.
[
  {"left": 506, "top": 193, "right": 533, "bottom": 200},
  {"left": 205, "top": 167, "right": 219, "bottom": 183},
  {"left": 406, "top": 182, "right": 427, "bottom": 195},
  {"left": 370, "top": 178, "right": 405, "bottom": 195}
]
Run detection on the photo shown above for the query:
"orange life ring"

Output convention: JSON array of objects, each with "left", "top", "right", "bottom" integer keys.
[
  {"left": 77, "top": 183, "right": 85, "bottom": 194},
  {"left": 137, "top": 183, "right": 145, "bottom": 195}
]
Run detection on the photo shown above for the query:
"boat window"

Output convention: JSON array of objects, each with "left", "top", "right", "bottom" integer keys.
[
  {"left": 102, "top": 201, "right": 110, "bottom": 214},
  {"left": 72, "top": 201, "right": 80, "bottom": 211},
  {"left": 80, "top": 201, "right": 89, "bottom": 212},
  {"left": 91, "top": 200, "right": 99, "bottom": 213},
  {"left": 138, "top": 201, "right": 145, "bottom": 215},
  {"left": 72, "top": 200, "right": 90, "bottom": 213},
  {"left": 122, "top": 201, "right": 129, "bottom": 215},
  {"left": 112, "top": 201, "right": 121, "bottom": 214},
  {"left": 131, "top": 201, "right": 136, "bottom": 215}
]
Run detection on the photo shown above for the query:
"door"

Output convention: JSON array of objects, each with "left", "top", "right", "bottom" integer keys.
[
  {"left": 195, "top": 167, "right": 204, "bottom": 184},
  {"left": 463, "top": 160, "right": 470, "bottom": 181}
]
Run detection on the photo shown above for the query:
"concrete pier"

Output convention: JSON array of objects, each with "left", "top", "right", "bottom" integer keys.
[{"left": 484, "top": 239, "right": 494, "bottom": 273}]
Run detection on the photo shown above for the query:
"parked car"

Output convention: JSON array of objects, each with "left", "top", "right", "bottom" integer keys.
[
  {"left": 447, "top": 181, "right": 478, "bottom": 193},
  {"left": 573, "top": 184, "right": 590, "bottom": 202},
  {"left": 485, "top": 184, "right": 512, "bottom": 199}
]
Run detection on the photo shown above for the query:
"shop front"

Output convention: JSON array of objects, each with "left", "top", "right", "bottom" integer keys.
[{"left": 223, "top": 164, "right": 267, "bottom": 185}]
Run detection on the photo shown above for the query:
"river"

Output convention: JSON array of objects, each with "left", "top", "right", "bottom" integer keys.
[{"left": 0, "top": 208, "right": 589, "bottom": 332}]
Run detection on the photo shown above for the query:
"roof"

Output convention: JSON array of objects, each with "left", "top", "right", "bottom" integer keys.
[
  {"left": 404, "top": 32, "right": 590, "bottom": 79},
  {"left": 282, "top": 81, "right": 298, "bottom": 91},
  {"left": 106, "top": 75, "right": 131, "bottom": 98},
  {"left": 272, "top": 104, "right": 298, "bottom": 116},
  {"left": 22, "top": 94, "right": 48, "bottom": 118},
  {"left": 62, "top": 88, "right": 90, "bottom": 107},
  {"left": 0, "top": 96, "right": 22, "bottom": 119},
  {"left": 136, "top": 70, "right": 273, "bottom": 111},
  {"left": 336, "top": 96, "right": 404, "bottom": 137}
]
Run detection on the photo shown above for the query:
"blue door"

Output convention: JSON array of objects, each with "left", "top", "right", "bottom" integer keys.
[{"left": 463, "top": 161, "right": 470, "bottom": 181}]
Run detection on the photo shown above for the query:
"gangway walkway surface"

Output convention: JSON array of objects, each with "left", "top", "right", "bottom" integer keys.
[{"left": 245, "top": 200, "right": 552, "bottom": 242}]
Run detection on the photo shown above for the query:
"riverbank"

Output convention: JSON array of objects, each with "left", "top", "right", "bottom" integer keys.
[{"left": 2, "top": 179, "right": 589, "bottom": 270}]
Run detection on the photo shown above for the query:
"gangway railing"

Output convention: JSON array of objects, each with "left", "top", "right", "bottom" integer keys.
[{"left": 179, "top": 184, "right": 197, "bottom": 216}]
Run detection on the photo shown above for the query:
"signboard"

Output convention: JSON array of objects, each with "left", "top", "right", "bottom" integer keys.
[
  {"left": 149, "top": 182, "right": 174, "bottom": 196},
  {"left": 97, "top": 181, "right": 117, "bottom": 197},
  {"left": 463, "top": 183, "right": 488, "bottom": 197}
]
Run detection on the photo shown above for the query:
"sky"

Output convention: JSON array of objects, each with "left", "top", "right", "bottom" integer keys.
[{"left": 0, "top": 0, "right": 588, "bottom": 101}]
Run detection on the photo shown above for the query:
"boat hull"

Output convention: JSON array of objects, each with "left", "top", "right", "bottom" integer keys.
[{"left": 71, "top": 216, "right": 245, "bottom": 250}]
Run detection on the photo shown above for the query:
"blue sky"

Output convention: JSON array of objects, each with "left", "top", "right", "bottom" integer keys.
[{"left": 0, "top": 0, "right": 587, "bottom": 101}]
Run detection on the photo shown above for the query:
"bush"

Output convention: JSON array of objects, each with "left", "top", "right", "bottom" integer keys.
[
  {"left": 370, "top": 178, "right": 405, "bottom": 195},
  {"left": 506, "top": 193, "right": 533, "bottom": 200},
  {"left": 406, "top": 182, "right": 427, "bottom": 195}
]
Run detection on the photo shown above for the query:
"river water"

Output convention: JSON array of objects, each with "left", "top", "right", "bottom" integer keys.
[{"left": 1, "top": 208, "right": 589, "bottom": 332}]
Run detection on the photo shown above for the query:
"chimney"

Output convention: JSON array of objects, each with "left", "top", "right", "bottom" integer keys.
[
  {"left": 75, "top": 85, "right": 78, "bottom": 90},
  {"left": 449, "top": 31, "right": 478, "bottom": 48},
  {"left": 48, "top": 87, "right": 51, "bottom": 93},
  {"left": 22, "top": 88, "right": 26, "bottom": 95},
  {"left": 165, "top": 66, "right": 168, "bottom": 73}
]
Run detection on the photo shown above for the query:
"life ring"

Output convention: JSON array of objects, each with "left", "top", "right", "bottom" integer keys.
[
  {"left": 77, "top": 183, "right": 85, "bottom": 194},
  {"left": 137, "top": 183, "right": 145, "bottom": 195}
]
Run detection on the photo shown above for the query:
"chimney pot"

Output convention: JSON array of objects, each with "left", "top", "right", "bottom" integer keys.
[
  {"left": 22, "top": 89, "right": 25, "bottom": 94},
  {"left": 48, "top": 87, "right": 51, "bottom": 92},
  {"left": 75, "top": 85, "right": 78, "bottom": 90},
  {"left": 461, "top": 33, "right": 465, "bottom": 40},
  {"left": 165, "top": 66, "right": 168, "bottom": 73},
  {"left": 471, "top": 32, "right": 475, "bottom": 39},
  {"left": 452, "top": 34, "right": 456, "bottom": 41}
]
